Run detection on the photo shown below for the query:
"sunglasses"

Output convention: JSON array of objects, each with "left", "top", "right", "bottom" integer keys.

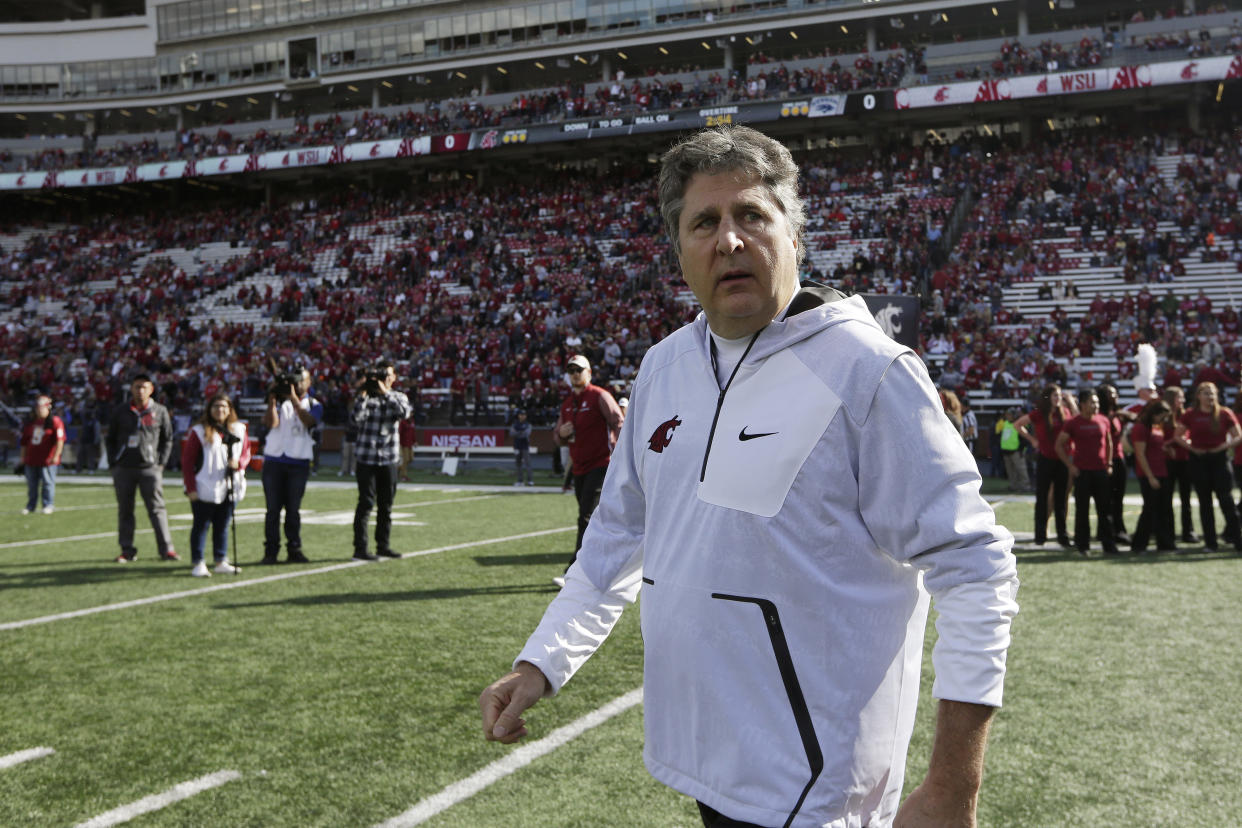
[{"left": 567, "top": 366, "right": 586, "bottom": 374}]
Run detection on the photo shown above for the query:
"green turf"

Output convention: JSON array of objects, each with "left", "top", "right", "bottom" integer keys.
[{"left": 1, "top": 479, "right": 1240, "bottom": 826}]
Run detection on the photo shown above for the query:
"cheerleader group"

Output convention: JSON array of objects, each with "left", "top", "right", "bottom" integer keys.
[{"left": 1016, "top": 377, "right": 1242, "bottom": 556}]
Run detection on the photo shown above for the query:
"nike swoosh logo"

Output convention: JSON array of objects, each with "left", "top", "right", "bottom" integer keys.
[{"left": 738, "top": 427, "right": 777, "bottom": 441}]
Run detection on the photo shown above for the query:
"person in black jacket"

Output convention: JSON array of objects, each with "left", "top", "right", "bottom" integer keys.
[{"left": 107, "top": 375, "right": 178, "bottom": 563}]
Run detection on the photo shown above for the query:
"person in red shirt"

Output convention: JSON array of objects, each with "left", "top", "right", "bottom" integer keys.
[
  {"left": 1232, "top": 392, "right": 1242, "bottom": 529},
  {"left": 1129, "top": 400, "right": 1177, "bottom": 553},
  {"left": 398, "top": 415, "right": 417, "bottom": 482},
  {"left": 1056, "top": 389, "right": 1119, "bottom": 556},
  {"left": 1014, "top": 384, "right": 1076, "bottom": 547},
  {"left": 1097, "top": 383, "right": 1130, "bottom": 545},
  {"left": 1161, "top": 386, "right": 1198, "bottom": 543},
  {"left": 20, "top": 395, "right": 65, "bottom": 515},
  {"left": 1175, "top": 382, "right": 1242, "bottom": 551},
  {"left": 553, "top": 354, "right": 623, "bottom": 586}
]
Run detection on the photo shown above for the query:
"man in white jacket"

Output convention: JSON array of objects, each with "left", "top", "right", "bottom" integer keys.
[{"left": 480, "top": 126, "right": 1019, "bottom": 828}]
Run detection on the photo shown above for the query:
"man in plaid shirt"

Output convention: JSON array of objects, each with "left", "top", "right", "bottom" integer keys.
[{"left": 351, "top": 361, "right": 413, "bottom": 561}]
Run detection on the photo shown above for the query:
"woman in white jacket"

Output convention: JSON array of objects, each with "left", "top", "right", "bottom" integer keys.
[{"left": 180, "top": 394, "right": 251, "bottom": 577}]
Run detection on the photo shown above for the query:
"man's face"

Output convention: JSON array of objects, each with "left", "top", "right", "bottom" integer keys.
[
  {"left": 1081, "top": 393, "right": 1099, "bottom": 417},
  {"left": 130, "top": 381, "right": 153, "bottom": 408},
  {"left": 385, "top": 366, "right": 397, "bottom": 386},
  {"left": 295, "top": 370, "right": 311, "bottom": 395},
  {"left": 677, "top": 171, "right": 800, "bottom": 339},
  {"left": 567, "top": 364, "right": 590, "bottom": 390}
]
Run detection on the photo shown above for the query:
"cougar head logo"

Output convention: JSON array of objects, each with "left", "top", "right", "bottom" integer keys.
[{"left": 647, "top": 416, "right": 682, "bottom": 453}]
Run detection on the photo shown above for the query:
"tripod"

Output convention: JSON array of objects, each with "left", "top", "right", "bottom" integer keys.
[{"left": 223, "top": 430, "right": 242, "bottom": 574}]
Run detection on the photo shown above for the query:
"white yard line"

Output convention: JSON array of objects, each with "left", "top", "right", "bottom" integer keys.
[
  {"left": 0, "top": 526, "right": 574, "bottom": 632},
  {"left": 0, "top": 746, "right": 55, "bottom": 769},
  {"left": 0, "top": 530, "right": 151, "bottom": 550},
  {"left": 73, "top": 770, "right": 241, "bottom": 828},
  {"left": 375, "top": 688, "right": 644, "bottom": 828}
]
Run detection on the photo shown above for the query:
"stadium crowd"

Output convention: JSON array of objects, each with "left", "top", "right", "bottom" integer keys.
[{"left": 1, "top": 122, "right": 1240, "bottom": 479}]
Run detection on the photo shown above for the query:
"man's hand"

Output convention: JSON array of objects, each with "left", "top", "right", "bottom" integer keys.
[
  {"left": 557, "top": 421, "right": 575, "bottom": 440},
  {"left": 479, "top": 661, "right": 549, "bottom": 745},
  {"left": 895, "top": 779, "right": 978, "bottom": 828}
]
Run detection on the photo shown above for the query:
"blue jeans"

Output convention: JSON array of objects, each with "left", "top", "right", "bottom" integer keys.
[
  {"left": 25, "top": 465, "right": 57, "bottom": 511},
  {"left": 190, "top": 498, "right": 235, "bottom": 563},
  {"left": 262, "top": 460, "right": 310, "bottom": 558}
]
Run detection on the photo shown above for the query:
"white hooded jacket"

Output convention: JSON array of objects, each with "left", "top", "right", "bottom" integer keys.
[{"left": 517, "top": 287, "right": 1018, "bottom": 828}]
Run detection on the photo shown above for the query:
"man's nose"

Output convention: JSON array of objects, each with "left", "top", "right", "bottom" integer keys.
[{"left": 715, "top": 220, "right": 744, "bottom": 255}]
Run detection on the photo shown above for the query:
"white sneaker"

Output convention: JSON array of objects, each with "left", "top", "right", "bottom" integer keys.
[
  {"left": 21, "top": 508, "right": 31, "bottom": 515},
  {"left": 41, "top": 506, "right": 54, "bottom": 515},
  {"left": 191, "top": 562, "right": 211, "bottom": 577},
  {"left": 552, "top": 575, "right": 566, "bottom": 588},
  {"left": 213, "top": 560, "right": 240, "bottom": 574}
]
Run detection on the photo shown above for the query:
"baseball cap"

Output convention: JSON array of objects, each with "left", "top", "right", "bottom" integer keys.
[{"left": 567, "top": 355, "right": 590, "bottom": 370}]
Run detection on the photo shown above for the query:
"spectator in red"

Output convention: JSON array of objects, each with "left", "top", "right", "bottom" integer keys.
[
  {"left": 1056, "top": 389, "right": 1120, "bottom": 557},
  {"left": 552, "top": 354, "right": 623, "bottom": 586},
  {"left": 1176, "top": 382, "right": 1242, "bottom": 552},
  {"left": 1161, "top": 386, "right": 1198, "bottom": 543},
  {"left": 1014, "top": 384, "right": 1075, "bottom": 547},
  {"left": 1129, "top": 400, "right": 1177, "bottom": 554},
  {"left": 20, "top": 395, "right": 65, "bottom": 515},
  {"left": 398, "top": 414, "right": 417, "bottom": 482}
]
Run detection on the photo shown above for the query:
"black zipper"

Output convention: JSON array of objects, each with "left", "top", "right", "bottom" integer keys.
[
  {"left": 699, "top": 327, "right": 764, "bottom": 483},
  {"left": 712, "top": 592, "right": 823, "bottom": 828}
]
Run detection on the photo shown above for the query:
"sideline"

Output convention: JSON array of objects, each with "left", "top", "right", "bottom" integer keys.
[
  {"left": 0, "top": 746, "right": 55, "bottom": 769},
  {"left": 74, "top": 770, "right": 241, "bottom": 828},
  {"left": 0, "top": 526, "right": 575, "bottom": 632},
  {"left": 375, "top": 688, "right": 644, "bottom": 828}
]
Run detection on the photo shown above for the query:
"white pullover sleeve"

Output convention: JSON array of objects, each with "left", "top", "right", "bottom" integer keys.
[{"left": 858, "top": 352, "right": 1019, "bottom": 707}]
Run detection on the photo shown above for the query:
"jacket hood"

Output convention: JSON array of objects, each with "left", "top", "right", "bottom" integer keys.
[{"left": 695, "top": 280, "right": 888, "bottom": 363}]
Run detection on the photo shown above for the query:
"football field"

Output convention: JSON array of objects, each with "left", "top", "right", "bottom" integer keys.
[{"left": 1, "top": 477, "right": 1239, "bottom": 826}]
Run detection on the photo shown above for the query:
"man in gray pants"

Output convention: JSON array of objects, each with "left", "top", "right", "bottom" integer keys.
[{"left": 107, "top": 375, "right": 178, "bottom": 562}]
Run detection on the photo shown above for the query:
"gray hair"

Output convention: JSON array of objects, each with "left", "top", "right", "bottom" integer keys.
[{"left": 658, "top": 125, "right": 806, "bottom": 265}]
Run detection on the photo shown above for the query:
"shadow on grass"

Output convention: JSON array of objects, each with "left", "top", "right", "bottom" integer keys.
[
  {"left": 473, "top": 552, "right": 567, "bottom": 567},
  {"left": 0, "top": 562, "right": 187, "bottom": 588},
  {"left": 1012, "top": 545, "right": 1238, "bottom": 565},
  {"left": 216, "top": 582, "right": 557, "bottom": 609}
]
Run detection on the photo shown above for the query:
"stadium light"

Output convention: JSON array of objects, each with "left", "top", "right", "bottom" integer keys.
[
  {"left": 701, "top": 41, "right": 710, "bottom": 50},
  {"left": 659, "top": 46, "right": 668, "bottom": 54},
  {"left": 455, "top": 71, "right": 466, "bottom": 79},
  {"left": 346, "top": 84, "right": 359, "bottom": 92},
  {"left": 535, "top": 61, "right": 546, "bottom": 69},
  {"left": 941, "top": 13, "right": 948, "bottom": 22},
  {"left": 790, "top": 30, "right": 798, "bottom": 39},
  {"left": 246, "top": 96, "right": 259, "bottom": 104},
  {"left": 840, "top": 25, "right": 848, "bottom": 33},
  {"left": 381, "top": 80, "right": 394, "bottom": 86},
  {"left": 495, "top": 67, "right": 507, "bottom": 75},
  {"left": 215, "top": 101, "right": 228, "bottom": 108},
  {"left": 15, "top": 113, "right": 26, "bottom": 120},
  {"left": 1217, "top": 82, "right": 1224, "bottom": 102},
  {"left": 992, "top": 6, "right": 998, "bottom": 15},
  {"left": 146, "top": 107, "right": 158, "bottom": 115},
  {"left": 617, "top": 51, "right": 627, "bottom": 59},
  {"left": 575, "top": 55, "right": 587, "bottom": 63},
  {"left": 53, "top": 113, "right": 66, "bottom": 120}
]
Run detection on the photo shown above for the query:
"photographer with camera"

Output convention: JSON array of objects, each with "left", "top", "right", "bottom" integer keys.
[
  {"left": 260, "top": 366, "right": 322, "bottom": 565},
  {"left": 350, "top": 361, "right": 411, "bottom": 561}
]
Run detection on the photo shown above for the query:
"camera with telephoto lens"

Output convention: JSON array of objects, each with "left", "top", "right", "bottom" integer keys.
[{"left": 361, "top": 365, "right": 387, "bottom": 396}]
